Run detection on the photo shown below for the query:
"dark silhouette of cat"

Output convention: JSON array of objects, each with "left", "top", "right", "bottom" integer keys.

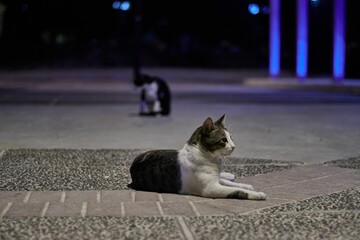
[{"left": 134, "top": 74, "right": 171, "bottom": 116}]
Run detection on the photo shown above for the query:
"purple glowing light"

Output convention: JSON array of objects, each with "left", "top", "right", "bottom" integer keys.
[
  {"left": 296, "top": 0, "right": 308, "bottom": 78},
  {"left": 333, "top": 0, "right": 346, "bottom": 79},
  {"left": 269, "top": 0, "right": 280, "bottom": 77}
]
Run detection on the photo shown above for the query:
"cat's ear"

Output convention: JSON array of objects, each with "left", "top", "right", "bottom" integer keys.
[
  {"left": 215, "top": 114, "right": 226, "bottom": 126},
  {"left": 202, "top": 117, "right": 215, "bottom": 134}
]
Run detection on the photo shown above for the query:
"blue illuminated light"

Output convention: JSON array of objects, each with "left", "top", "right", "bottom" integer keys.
[
  {"left": 113, "top": 1, "right": 131, "bottom": 11},
  {"left": 269, "top": 0, "right": 280, "bottom": 77},
  {"left": 248, "top": 3, "right": 260, "bottom": 15},
  {"left": 296, "top": 0, "right": 308, "bottom": 78},
  {"left": 112, "top": 1, "right": 121, "bottom": 10},
  {"left": 120, "top": 1, "right": 131, "bottom": 11},
  {"left": 333, "top": 0, "right": 345, "bottom": 79}
]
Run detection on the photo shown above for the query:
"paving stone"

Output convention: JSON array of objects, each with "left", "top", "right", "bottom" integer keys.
[
  {"left": 0, "top": 202, "right": 11, "bottom": 216},
  {"left": 212, "top": 197, "right": 289, "bottom": 210},
  {"left": 266, "top": 173, "right": 359, "bottom": 196},
  {"left": 0, "top": 191, "right": 27, "bottom": 204},
  {"left": 161, "top": 193, "right": 190, "bottom": 202},
  {"left": 160, "top": 202, "right": 197, "bottom": 216},
  {"left": 264, "top": 190, "right": 314, "bottom": 201},
  {"left": 100, "top": 190, "right": 132, "bottom": 203},
  {"left": 274, "top": 165, "right": 350, "bottom": 182},
  {"left": 28, "top": 191, "right": 62, "bottom": 203},
  {"left": 134, "top": 191, "right": 159, "bottom": 202},
  {"left": 86, "top": 202, "right": 123, "bottom": 217},
  {"left": 192, "top": 201, "right": 236, "bottom": 216},
  {"left": 238, "top": 176, "right": 296, "bottom": 190},
  {"left": 183, "top": 195, "right": 209, "bottom": 202},
  {"left": 201, "top": 201, "right": 252, "bottom": 215},
  {"left": 5, "top": 202, "right": 44, "bottom": 217},
  {"left": 46, "top": 202, "right": 82, "bottom": 217},
  {"left": 65, "top": 190, "right": 98, "bottom": 204},
  {"left": 124, "top": 202, "right": 161, "bottom": 216}
]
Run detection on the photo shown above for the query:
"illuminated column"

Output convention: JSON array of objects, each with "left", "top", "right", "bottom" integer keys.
[
  {"left": 269, "top": 0, "right": 281, "bottom": 77},
  {"left": 333, "top": 0, "right": 346, "bottom": 79},
  {"left": 296, "top": 0, "right": 308, "bottom": 78}
]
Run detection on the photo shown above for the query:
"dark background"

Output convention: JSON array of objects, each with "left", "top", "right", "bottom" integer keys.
[{"left": 0, "top": 0, "right": 359, "bottom": 78}]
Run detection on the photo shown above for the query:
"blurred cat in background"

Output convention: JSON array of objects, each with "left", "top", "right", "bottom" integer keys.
[{"left": 134, "top": 74, "right": 171, "bottom": 116}]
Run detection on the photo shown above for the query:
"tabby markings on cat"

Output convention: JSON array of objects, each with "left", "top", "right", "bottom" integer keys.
[{"left": 128, "top": 115, "right": 266, "bottom": 200}]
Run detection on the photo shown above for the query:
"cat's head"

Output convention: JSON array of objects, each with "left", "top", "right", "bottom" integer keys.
[
  {"left": 187, "top": 114, "right": 236, "bottom": 156},
  {"left": 134, "top": 74, "right": 155, "bottom": 86}
]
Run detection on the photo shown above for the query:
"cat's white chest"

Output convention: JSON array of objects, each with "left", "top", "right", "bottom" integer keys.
[
  {"left": 178, "top": 144, "right": 220, "bottom": 195},
  {"left": 144, "top": 82, "right": 158, "bottom": 101}
]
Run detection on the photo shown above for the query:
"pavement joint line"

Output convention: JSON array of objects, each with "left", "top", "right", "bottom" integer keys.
[
  {"left": 60, "top": 191, "right": 66, "bottom": 203},
  {"left": 96, "top": 191, "right": 101, "bottom": 203},
  {"left": 261, "top": 168, "right": 357, "bottom": 191},
  {"left": 0, "top": 202, "right": 12, "bottom": 218},
  {"left": 176, "top": 216, "right": 194, "bottom": 240},
  {"left": 156, "top": 201, "right": 165, "bottom": 216},
  {"left": 120, "top": 202, "right": 125, "bottom": 217},
  {"left": 0, "top": 149, "right": 5, "bottom": 159},
  {"left": 41, "top": 202, "right": 50, "bottom": 217},
  {"left": 81, "top": 202, "right": 88, "bottom": 217},
  {"left": 23, "top": 191, "right": 32, "bottom": 203},
  {"left": 131, "top": 191, "right": 135, "bottom": 202},
  {"left": 188, "top": 201, "right": 201, "bottom": 217},
  {"left": 158, "top": 194, "right": 164, "bottom": 202}
]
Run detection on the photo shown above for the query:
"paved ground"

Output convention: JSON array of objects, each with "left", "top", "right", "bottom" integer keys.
[{"left": 0, "top": 68, "right": 360, "bottom": 239}]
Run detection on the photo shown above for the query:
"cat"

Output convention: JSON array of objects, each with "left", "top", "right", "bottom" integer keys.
[
  {"left": 128, "top": 114, "right": 266, "bottom": 200},
  {"left": 134, "top": 74, "right": 171, "bottom": 116}
]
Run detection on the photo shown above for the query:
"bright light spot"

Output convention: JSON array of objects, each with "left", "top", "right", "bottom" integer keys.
[
  {"left": 248, "top": 3, "right": 260, "bottom": 15},
  {"left": 112, "top": 1, "right": 121, "bottom": 10},
  {"left": 113, "top": 1, "right": 131, "bottom": 11},
  {"left": 120, "top": 1, "right": 131, "bottom": 11}
]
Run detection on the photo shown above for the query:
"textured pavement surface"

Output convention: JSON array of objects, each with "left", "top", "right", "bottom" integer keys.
[
  {"left": 1, "top": 68, "right": 360, "bottom": 239},
  {"left": 0, "top": 149, "right": 359, "bottom": 239}
]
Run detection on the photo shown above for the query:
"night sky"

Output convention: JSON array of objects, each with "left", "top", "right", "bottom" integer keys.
[{"left": 0, "top": 0, "right": 359, "bottom": 78}]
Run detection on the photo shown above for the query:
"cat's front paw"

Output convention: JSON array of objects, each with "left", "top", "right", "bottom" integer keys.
[
  {"left": 220, "top": 172, "right": 236, "bottom": 181},
  {"left": 248, "top": 191, "right": 267, "bottom": 200},
  {"left": 239, "top": 183, "right": 254, "bottom": 191}
]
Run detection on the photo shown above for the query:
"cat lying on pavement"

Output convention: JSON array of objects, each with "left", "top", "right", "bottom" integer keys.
[{"left": 128, "top": 115, "right": 266, "bottom": 200}]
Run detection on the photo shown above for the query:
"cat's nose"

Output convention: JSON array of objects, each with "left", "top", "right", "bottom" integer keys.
[{"left": 231, "top": 145, "right": 235, "bottom": 150}]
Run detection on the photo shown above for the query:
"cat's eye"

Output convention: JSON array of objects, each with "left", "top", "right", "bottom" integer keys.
[{"left": 221, "top": 138, "right": 228, "bottom": 143}]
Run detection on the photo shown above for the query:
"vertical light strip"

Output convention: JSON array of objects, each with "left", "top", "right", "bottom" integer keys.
[
  {"left": 333, "top": 0, "right": 346, "bottom": 79},
  {"left": 296, "top": 0, "right": 308, "bottom": 78},
  {"left": 269, "top": 0, "right": 281, "bottom": 77}
]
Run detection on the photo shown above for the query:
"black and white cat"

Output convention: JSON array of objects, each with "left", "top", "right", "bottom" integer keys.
[
  {"left": 128, "top": 115, "right": 266, "bottom": 200},
  {"left": 134, "top": 74, "right": 171, "bottom": 116}
]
